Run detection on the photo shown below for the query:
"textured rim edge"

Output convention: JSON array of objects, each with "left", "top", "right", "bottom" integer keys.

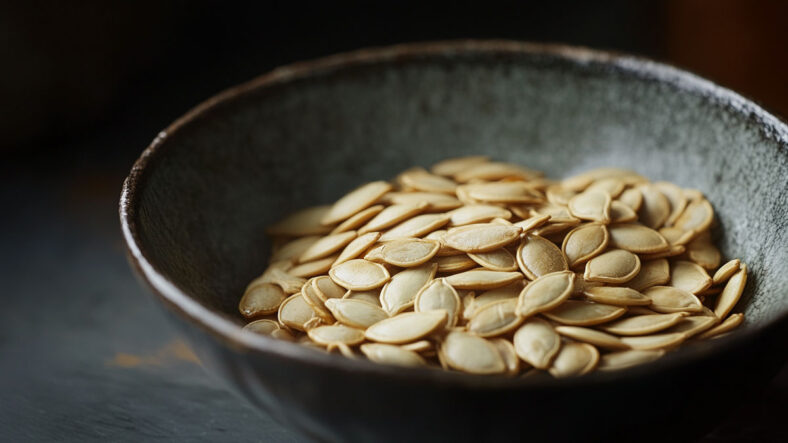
[{"left": 119, "top": 39, "right": 788, "bottom": 389}]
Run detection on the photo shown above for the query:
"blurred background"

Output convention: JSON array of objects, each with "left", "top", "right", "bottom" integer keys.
[{"left": 1, "top": 1, "right": 786, "bottom": 441}]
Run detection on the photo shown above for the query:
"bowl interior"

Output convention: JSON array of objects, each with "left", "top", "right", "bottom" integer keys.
[{"left": 132, "top": 44, "right": 788, "bottom": 338}]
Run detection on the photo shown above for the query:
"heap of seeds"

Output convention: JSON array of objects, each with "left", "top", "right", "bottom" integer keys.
[{"left": 239, "top": 156, "right": 748, "bottom": 376}]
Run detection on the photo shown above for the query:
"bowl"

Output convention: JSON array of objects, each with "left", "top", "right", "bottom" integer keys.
[{"left": 120, "top": 40, "right": 788, "bottom": 442}]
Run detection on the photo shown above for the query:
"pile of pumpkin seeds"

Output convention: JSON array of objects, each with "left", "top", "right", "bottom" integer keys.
[{"left": 239, "top": 156, "right": 748, "bottom": 377}]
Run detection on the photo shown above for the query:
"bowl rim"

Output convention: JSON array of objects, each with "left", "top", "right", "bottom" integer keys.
[{"left": 119, "top": 39, "right": 788, "bottom": 388}]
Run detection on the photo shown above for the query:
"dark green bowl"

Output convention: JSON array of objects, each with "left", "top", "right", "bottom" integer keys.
[{"left": 120, "top": 41, "right": 788, "bottom": 442}]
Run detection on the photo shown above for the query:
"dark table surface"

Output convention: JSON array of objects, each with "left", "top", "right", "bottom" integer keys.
[{"left": 1, "top": 133, "right": 786, "bottom": 442}]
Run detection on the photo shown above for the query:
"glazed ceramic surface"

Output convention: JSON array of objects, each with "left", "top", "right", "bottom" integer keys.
[{"left": 121, "top": 41, "right": 788, "bottom": 442}]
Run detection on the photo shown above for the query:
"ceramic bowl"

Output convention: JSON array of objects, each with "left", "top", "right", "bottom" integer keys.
[{"left": 120, "top": 41, "right": 788, "bottom": 442}]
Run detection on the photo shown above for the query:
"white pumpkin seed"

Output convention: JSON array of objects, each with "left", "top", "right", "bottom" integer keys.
[
  {"left": 658, "top": 227, "right": 694, "bottom": 246},
  {"left": 517, "top": 235, "right": 569, "bottom": 280},
  {"left": 586, "top": 178, "right": 625, "bottom": 198},
  {"left": 444, "top": 223, "right": 522, "bottom": 253},
  {"left": 365, "top": 311, "right": 448, "bottom": 344},
  {"left": 584, "top": 249, "right": 641, "bottom": 283},
  {"left": 609, "top": 200, "right": 638, "bottom": 223},
  {"left": 358, "top": 202, "right": 428, "bottom": 234},
  {"left": 415, "top": 278, "right": 461, "bottom": 327},
  {"left": 674, "top": 198, "right": 714, "bottom": 235},
  {"left": 491, "top": 338, "right": 521, "bottom": 375},
  {"left": 464, "top": 282, "right": 523, "bottom": 319},
  {"left": 324, "top": 298, "right": 388, "bottom": 329},
  {"left": 597, "top": 349, "right": 665, "bottom": 371},
  {"left": 653, "top": 181, "right": 688, "bottom": 227},
  {"left": 435, "top": 255, "right": 478, "bottom": 273},
  {"left": 330, "top": 205, "right": 384, "bottom": 234},
  {"left": 461, "top": 182, "right": 543, "bottom": 204},
  {"left": 698, "top": 313, "right": 744, "bottom": 339},
  {"left": 308, "top": 324, "right": 365, "bottom": 346},
  {"left": 278, "top": 293, "right": 319, "bottom": 332},
  {"left": 620, "top": 332, "right": 686, "bottom": 350},
  {"left": 714, "top": 265, "right": 747, "bottom": 319},
  {"left": 637, "top": 185, "right": 670, "bottom": 229},
  {"left": 379, "top": 213, "right": 450, "bottom": 241},
  {"left": 267, "top": 205, "right": 334, "bottom": 236},
  {"left": 516, "top": 270, "right": 574, "bottom": 318},
  {"left": 239, "top": 283, "right": 287, "bottom": 318},
  {"left": 322, "top": 181, "right": 393, "bottom": 225},
  {"left": 299, "top": 230, "right": 358, "bottom": 263},
  {"left": 300, "top": 280, "right": 335, "bottom": 322},
  {"left": 618, "top": 188, "right": 643, "bottom": 211},
  {"left": 546, "top": 185, "right": 577, "bottom": 205},
  {"left": 513, "top": 318, "right": 561, "bottom": 369},
  {"left": 468, "top": 298, "right": 523, "bottom": 337},
  {"left": 360, "top": 343, "right": 426, "bottom": 367},
  {"left": 243, "top": 319, "right": 281, "bottom": 335},
  {"left": 381, "top": 192, "right": 462, "bottom": 212},
  {"left": 271, "top": 235, "right": 321, "bottom": 262},
  {"left": 468, "top": 248, "right": 519, "bottom": 272},
  {"left": 665, "top": 315, "right": 718, "bottom": 338},
  {"left": 712, "top": 259, "right": 741, "bottom": 285},
  {"left": 548, "top": 342, "right": 600, "bottom": 377},
  {"left": 431, "top": 155, "right": 490, "bottom": 176},
  {"left": 583, "top": 286, "right": 651, "bottom": 306},
  {"left": 644, "top": 286, "right": 704, "bottom": 313},
  {"left": 601, "top": 312, "right": 688, "bottom": 336},
  {"left": 554, "top": 326, "right": 628, "bottom": 350},
  {"left": 400, "top": 340, "right": 433, "bottom": 353},
  {"left": 512, "top": 214, "right": 552, "bottom": 232},
  {"left": 334, "top": 232, "right": 381, "bottom": 265},
  {"left": 289, "top": 254, "right": 340, "bottom": 278},
  {"left": 608, "top": 224, "right": 669, "bottom": 254},
  {"left": 380, "top": 263, "right": 437, "bottom": 314},
  {"left": 568, "top": 190, "right": 612, "bottom": 223},
  {"left": 400, "top": 168, "right": 458, "bottom": 194},
  {"left": 441, "top": 331, "right": 507, "bottom": 374},
  {"left": 379, "top": 238, "right": 440, "bottom": 267},
  {"left": 626, "top": 258, "right": 670, "bottom": 291},
  {"left": 543, "top": 300, "right": 626, "bottom": 326},
  {"left": 686, "top": 233, "right": 722, "bottom": 270},
  {"left": 454, "top": 162, "right": 540, "bottom": 183},
  {"left": 329, "top": 259, "right": 391, "bottom": 291},
  {"left": 445, "top": 269, "right": 523, "bottom": 290},
  {"left": 669, "top": 260, "right": 713, "bottom": 294},
  {"left": 342, "top": 289, "right": 382, "bottom": 306},
  {"left": 562, "top": 223, "right": 609, "bottom": 267},
  {"left": 448, "top": 204, "right": 512, "bottom": 226}
]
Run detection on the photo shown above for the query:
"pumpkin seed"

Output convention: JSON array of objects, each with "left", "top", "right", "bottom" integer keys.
[
  {"left": 445, "top": 269, "right": 523, "bottom": 290},
  {"left": 431, "top": 155, "right": 490, "bottom": 176},
  {"left": 334, "top": 232, "right": 381, "bottom": 265},
  {"left": 415, "top": 278, "right": 461, "bottom": 327},
  {"left": 271, "top": 235, "right": 321, "bottom": 262},
  {"left": 608, "top": 224, "right": 669, "bottom": 254},
  {"left": 712, "top": 259, "right": 741, "bottom": 285},
  {"left": 342, "top": 289, "right": 382, "bottom": 306},
  {"left": 637, "top": 185, "right": 670, "bottom": 229},
  {"left": 300, "top": 280, "right": 335, "bottom": 322},
  {"left": 686, "top": 233, "right": 722, "bottom": 270},
  {"left": 674, "top": 198, "right": 714, "bottom": 235},
  {"left": 698, "top": 313, "right": 744, "bottom": 339},
  {"left": 358, "top": 202, "right": 428, "bottom": 234},
  {"left": 324, "top": 298, "right": 388, "bottom": 329},
  {"left": 620, "top": 332, "right": 686, "bottom": 350},
  {"left": 626, "top": 258, "right": 670, "bottom": 291},
  {"left": 308, "top": 324, "right": 365, "bottom": 346},
  {"left": 256, "top": 262, "right": 307, "bottom": 294},
  {"left": 644, "top": 286, "right": 704, "bottom": 313},
  {"left": 562, "top": 223, "right": 609, "bottom": 267},
  {"left": 568, "top": 190, "right": 612, "bottom": 223},
  {"left": 289, "top": 254, "right": 340, "bottom": 278},
  {"left": 448, "top": 204, "right": 512, "bottom": 226},
  {"left": 360, "top": 343, "right": 426, "bottom": 367},
  {"left": 654, "top": 181, "right": 688, "bottom": 227},
  {"left": 468, "top": 298, "right": 523, "bottom": 337},
  {"left": 586, "top": 178, "right": 625, "bottom": 198},
  {"left": 609, "top": 200, "right": 638, "bottom": 223},
  {"left": 243, "top": 319, "right": 281, "bottom": 335},
  {"left": 441, "top": 331, "right": 507, "bottom": 374},
  {"left": 665, "top": 315, "right": 718, "bottom": 338},
  {"left": 597, "top": 349, "right": 665, "bottom": 371},
  {"left": 529, "top": 204, "right": 579, "bottom": 223},
  {"left": 444, "top": 223, "right": 522, "bottom": 253},
  {"left": 571, "top": 272, "right": 603, "bottom": 295},
  {"left": 267, "top": 205, "right": 334, "bottom": 236},
  {"left": 454, "top": 162, "right": 540, "bottom": 183},
  {"left": 548, "top": 342, "right": 600, "bottom": 377},
  {"left": 299, "top": 231, "right": 358, "bottom": 263},
  {"left": 554, "top": 326, "right": 628, "bottom": 349},
  {"left": 380, "top": 262, "right": 437, "bottom": 314},
  {"left": 330, "top": 205, "right": 384, "bottom": 234},
  {"left": 543, "top": 300, "right": 626, "bottom": 326},
  {"left": 379, "top": 238, "right": 440, "bottom": 267},
  {"left": 512, "top": 214, "right": 552, "bottom": 232},
  {"left": 239, "top": 283, "right": 287, "bottom": 318},
  {"left": 583, "top": 286, "right": 651, "bottom": 306},
  {"left": 658, "top": 227, "right": 694, "bottom": 246},
  {"left": 464, "top": 282, "right": 523, "bottom": 319},
  {"left": 639, "top": 245, "right": 686, "bottom": 261},
  {"left": 618, "top": 188, "right": 643, "bottom": 211},
  {"left": 365, "top": 311, "right": 448, "bottom": 344},
  {"left": 584, "top": 249, "right": 641, "bottom": 283},
  {"left": 491, "top": 338, "right": 521, "bottom": 375},
  {"left": 278, "top": 293, "right": 319, "bottom": 332},
  {"left": 714, "top": 265, "right": 747, "bottom": 319},
  {"left": 461, "top": 182, "right": 543, "bottom": 204},
  {"left": 601, "top": 312, "right": 688, "bottom": 336},
  {"left": 546, "top": 185, "right": 577, "bottom": 205},
  {"left": 669, "top": 260, "right": 712, "bottom": 294},
  {"left": 381, "top": 192, "right": 462, "bottom": 212},
  {"left": 379, "top": 213, "right": 450, "bottom": 241},
  {"left": 329, "top": 259, "right": 391, "bottom": 291},
  {"left": 400, "top": 168, "right": 458, "bottom": 194},
  {"left": 435, "top": 255, "right": 477, "bottom": 273},
  {"left": 513, "top": 318, "right": 561, "bottom": 369},
  {"left": 400, "top": 340, "right": 433, "bottom": 353},
  {"left": 532, "top": 221, "right": 580, "bottom": 237},
  {"left": 517, "top": 235, "right": 569, "bottom": 279},
  {"left": 516, "top": 270, "right": 574, "bottom": 318},
  {"left": 468, "top": 248, "right": 519, "bottom": 272}
]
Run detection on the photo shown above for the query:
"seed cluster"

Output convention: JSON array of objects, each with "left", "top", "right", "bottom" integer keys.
[{"left": 240, "top": 157, "right": 748, "bottom": 376}]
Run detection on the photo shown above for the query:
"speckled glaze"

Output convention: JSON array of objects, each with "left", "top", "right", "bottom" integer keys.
[{"left": 120, "top": 41, "right": 788, "bottom": 442}]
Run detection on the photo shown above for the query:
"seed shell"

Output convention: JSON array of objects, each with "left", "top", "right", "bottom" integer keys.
[
  {"left": 325, "top": 298, "right": 389, "bottom": 329},
  {"left": 365, "top": 311, "right": 448, "bottom": 344},
  {"left": 513, "top": 318, "right": 561, "bottom": 369},
  {"left": 517, "top": 235, "right": 569, "bottom": 280},
  {"left": 329, "top": 259, "right": 391, "bottom": 291},
  {"left": 542, "top": 300, "right": 626, "bottom": 326},
  {"left": 516, "top": 271, "right": 575, "bottom": 318},
  {"left": 562, "top": 223, "right": 609, "bottom": 268},
  {"left": 548, "top": 343, "right": 600, "bottom": 377},
  {"left": 601, "top": 312, "right": 688, "bottom": 336},
  {"left": 444, "top": 224, "right": 522, "bottom": 253},
  {"left": 380, "top": 263, "right": 437, "bottom": 314},
  {"left": 360, "top": 343, "right": 426, "bottom": 367},
  {"left": 322, "top": 181, "right": 393, "bottom": 226},
  {"left": 584, "top": 249, "right": 641, "bottom": 283},
  {"left": 441, "top": 331, "right": 507, "bottom": 374},
  {"left": 714, "top": 265, "right": 748, "bottom": 319}
]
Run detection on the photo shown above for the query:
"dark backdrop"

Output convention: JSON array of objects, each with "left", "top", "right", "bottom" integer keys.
[{"left": 1, "top": 1, "right": 786, "bottom": 441}]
